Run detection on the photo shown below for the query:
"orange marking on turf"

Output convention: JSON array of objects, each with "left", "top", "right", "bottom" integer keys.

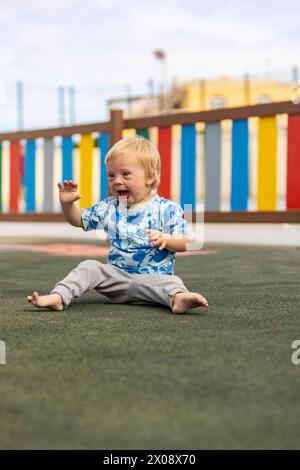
[
  {"left": 0, "top": 244, "right": 217, "bottom": 257},
  {"left": 0, "top": 243, "right": 108, "bottom": 257}
]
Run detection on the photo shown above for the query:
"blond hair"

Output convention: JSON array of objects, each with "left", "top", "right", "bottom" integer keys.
[{"left": 105, "top": 136, "right": 161, "bottom": 190}]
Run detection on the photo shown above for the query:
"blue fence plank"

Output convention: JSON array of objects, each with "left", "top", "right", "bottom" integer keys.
[
  {"left": 99, "top": 133, "right": 109, "bottom": 200},
  {"left": 62, "top": 136, "right": 73, "bottom": 181},
  {"left": 25, "top": 139, "right": 36, "bottom": 212},
  {"left": 180, "top": 124, "right": 196, "bottom": 210},
  {"left": 44, "top": 138, "right": 54, "bottom": 212},
  {"left": 231, "top": 119, "right": 249, "bottom": 210}
]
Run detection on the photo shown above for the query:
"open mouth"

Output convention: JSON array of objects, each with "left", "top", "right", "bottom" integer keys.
[{"left": 117, "top": 190, "right": 131, "bottom": 199}]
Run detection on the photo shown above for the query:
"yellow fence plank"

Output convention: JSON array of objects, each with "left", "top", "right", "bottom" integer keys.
[
  {"left": 257, "top": 116, "right": 277, "bottom": 211},
  {"left": 122, "top": 128, "right": 136, "bottom": 138},
  {"left": 79, "top": 134, "right": 94, "bottom": 208}
]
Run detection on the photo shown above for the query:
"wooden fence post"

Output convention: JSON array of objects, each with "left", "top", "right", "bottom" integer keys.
[{"left": 110, "top": 109, "right": 124, "bottom": 147}]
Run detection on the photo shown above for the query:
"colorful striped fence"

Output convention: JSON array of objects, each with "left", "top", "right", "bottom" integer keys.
[{"left": 0, "top": 103, "right": 300, "bottom": 221}]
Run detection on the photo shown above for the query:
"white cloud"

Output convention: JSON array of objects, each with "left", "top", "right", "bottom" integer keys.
[
  {"left": 0, "top": 0, "right": 299, "bottom": 129},
  {"left": 1, "top": 0, "right": 299, "bottom": 84}
]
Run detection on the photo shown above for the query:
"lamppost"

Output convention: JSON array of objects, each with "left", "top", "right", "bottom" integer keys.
[{"left": 153, "top": 49, "right": 167, "bottom": 112}]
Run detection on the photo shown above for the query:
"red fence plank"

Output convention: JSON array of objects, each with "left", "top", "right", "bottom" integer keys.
[
  {"left": 9, "top": 142, "right": 22, "bottom": 212},
  {"left": 158, "top": 127, "right": 172, "bottom": 199},
  {"left": 287, "top": 115, "right": 300, "bottom": 209}
]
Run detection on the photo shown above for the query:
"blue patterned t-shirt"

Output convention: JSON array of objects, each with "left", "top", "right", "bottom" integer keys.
[{"left": 81, "top": 194, "right": 187, "bottom": 275}]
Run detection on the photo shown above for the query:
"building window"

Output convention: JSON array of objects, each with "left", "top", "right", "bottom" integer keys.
[{"left": 210, "top": 95, "right": 226, "bottom": 109}]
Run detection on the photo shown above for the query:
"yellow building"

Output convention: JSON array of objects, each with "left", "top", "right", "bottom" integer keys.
[
  {"left": 181, "top": 76, "right": 293, "bottom": 111},
  {"left": 119, "top": 76, "right": 294, "bottom": 117}
]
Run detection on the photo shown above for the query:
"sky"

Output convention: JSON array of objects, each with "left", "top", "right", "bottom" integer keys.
[{"left": 0, "top": 0, "right": 299, "bottom": 129}]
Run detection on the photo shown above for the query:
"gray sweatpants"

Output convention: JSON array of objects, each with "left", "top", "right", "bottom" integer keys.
[{"left": 50, "top": 260, "right": 189, "bottom": 310}]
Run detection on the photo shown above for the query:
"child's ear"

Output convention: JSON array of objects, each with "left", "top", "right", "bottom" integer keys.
[{"left": 146, "top": 173, "right": 155, "bottom": 186}]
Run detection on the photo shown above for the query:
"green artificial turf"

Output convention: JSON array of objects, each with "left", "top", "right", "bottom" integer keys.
[{"left": 0, "top": 245, "right": 300, "bottom": 449}]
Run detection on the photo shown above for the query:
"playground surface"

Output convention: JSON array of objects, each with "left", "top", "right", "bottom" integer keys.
[{"left": 0, "top": 244, "right": 300, "bottom": 449}]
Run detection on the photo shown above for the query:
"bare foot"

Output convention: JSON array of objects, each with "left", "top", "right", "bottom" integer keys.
[
  {"left": 26, "top": 291, "right": 64, "bottom": 311},
  {"left": 172, "top": 292, "right": 208, "bottom": 314}
]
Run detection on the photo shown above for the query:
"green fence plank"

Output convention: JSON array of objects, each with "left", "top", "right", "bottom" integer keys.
[{"left": 136, "top": 129, "right": 149, "bottom": 139}]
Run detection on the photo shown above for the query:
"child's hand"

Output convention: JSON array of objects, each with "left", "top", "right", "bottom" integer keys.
[
  {"left": 58, "top": 180, "right": 83, "bottom": 204},
  {"left": 145, "top": 229, "right": 168, "bottom": 251}
]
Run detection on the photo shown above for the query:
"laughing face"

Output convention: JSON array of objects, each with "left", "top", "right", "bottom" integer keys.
[{"left": 107, "top": 153, "right": 155, "bottom": 207}]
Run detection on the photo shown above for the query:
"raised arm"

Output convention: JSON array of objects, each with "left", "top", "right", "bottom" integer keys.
[{"left": 58, "top": 180, "right": 83, "bottom": 227}]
